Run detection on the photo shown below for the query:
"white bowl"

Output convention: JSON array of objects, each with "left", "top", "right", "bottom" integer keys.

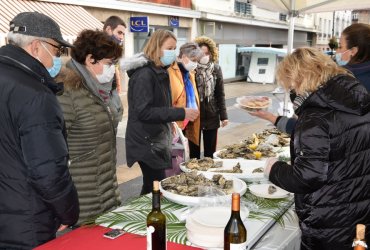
[
  {"left": 159, "top": 174, "right": 247, "bottom": 207},
  {"left": 180, "top": 159, "right": 266, "bottom": 180}
]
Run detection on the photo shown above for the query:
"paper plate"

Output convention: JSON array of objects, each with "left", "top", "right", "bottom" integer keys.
[
  {"left": 191, "top": 206, "right": 249, "bottom": 228},
  {"left": 249, "top": 184, "right": 290, "bottom": 199}
]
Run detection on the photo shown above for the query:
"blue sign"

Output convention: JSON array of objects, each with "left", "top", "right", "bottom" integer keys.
[
  {"left": 130, "top": 16, "right": 149, "bottom": 32},
  {"left": 169, "top": 16, "right": 179, "bottom": 27}
]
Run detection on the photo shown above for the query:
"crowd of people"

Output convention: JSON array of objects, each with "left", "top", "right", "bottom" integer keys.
[{"left": 0, "top": 10, "right": 369, "bottom": 250}]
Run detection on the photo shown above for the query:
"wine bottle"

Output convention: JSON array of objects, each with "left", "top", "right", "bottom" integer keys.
[
  {"left": 224, "top": 193, "right": 247, "bottom": 250},
  {"left": 147, "top": 181, "right": 166, "bottom": 250},
  {"left": 353, "top": 224, "right": 367, "bottom": 250}
]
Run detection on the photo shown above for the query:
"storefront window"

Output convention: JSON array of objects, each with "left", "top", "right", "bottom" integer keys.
[{"left": 133, "top": 26, "right": 188, "bottom": 54}]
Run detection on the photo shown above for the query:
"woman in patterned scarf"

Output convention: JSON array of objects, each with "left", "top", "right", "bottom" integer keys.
[{"left": 192, "top": 36, "right": 228, "bottom": 159}]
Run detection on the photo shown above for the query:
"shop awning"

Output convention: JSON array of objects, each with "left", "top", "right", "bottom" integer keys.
[
  {"left": 237, "top": 47, "right": 288, "bottom": 56},
  {"left": 0, "top": 0, "right": 103, "bottom": 43}
]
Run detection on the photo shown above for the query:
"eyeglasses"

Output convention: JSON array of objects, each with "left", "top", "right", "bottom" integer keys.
[
  {"left": 98, "top": 59, "right": 119, "bottom": 67},
  {"left": 41, "top": 40, "right": 67, "bottom": 57}
]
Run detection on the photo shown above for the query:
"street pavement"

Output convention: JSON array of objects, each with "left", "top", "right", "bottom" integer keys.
[{"left": 116, "top": 81, "right": 280, "bottom": 202}]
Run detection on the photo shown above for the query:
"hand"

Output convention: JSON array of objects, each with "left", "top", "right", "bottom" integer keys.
[
  {"left": 221, "top": 119, "right": 229, "bottom": 127},
  {"left": 171, "top": 122, "right": 177, "bottom": 137},
  {"left": 264, "top": 157, "right": 278, "bottom": 179},
  {"left": 57, "top": 224, "right": 68, "bottom": 232},
  {"left": 184, "top": 108, "right": 199, "bottom": 122},
  {"left": 249, "top": 110, "right": 278, "bottom": 124}
]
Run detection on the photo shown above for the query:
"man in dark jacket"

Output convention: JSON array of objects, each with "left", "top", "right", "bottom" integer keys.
[{"left": 0, "top": 12, "right": 79, "bottom": 249}]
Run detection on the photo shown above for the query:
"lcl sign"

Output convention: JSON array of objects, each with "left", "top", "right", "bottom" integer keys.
[{"left": 130, "top": 16, "right": 149, "bottom": 32}]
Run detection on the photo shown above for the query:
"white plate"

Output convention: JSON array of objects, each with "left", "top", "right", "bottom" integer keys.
[
  {"left": 191, "top": 206, "right": 249, "bottom": 228},
  {"left": 236, "top": 96, "right": 271, "bottom": 111},
  {"left": 213, "top": 147, "right": 290, "bottom": 160},
  {"left": 249, "top": 184, "right": 290, "bottom": 199},
  {"left": 159, "top": 174, "right": 247, "bottom": 206},
  {"left": 180, "top": 159, "right": 265, "bottom": 180}
]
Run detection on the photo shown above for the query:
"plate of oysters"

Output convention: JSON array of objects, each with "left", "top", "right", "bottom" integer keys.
[
  {"left": 248, "top": 183, "right": 290, "bottom": 199},
  {"left": 159, "top": 172, "right": 247, "bottom": 206},
  {"left": 236, "top": 96, "right": 271, "bottom": 111},
  {"left": 213, "top": 129, "right": 290, "bottom": 161},
  {"left": 179, "top": 157, "right": 266, "bottom": 180}
]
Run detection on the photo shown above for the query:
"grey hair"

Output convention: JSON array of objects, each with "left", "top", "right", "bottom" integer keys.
[
  {"left": 179, "top": 42, "right": 203, "bottom": 59},
  {"left": 7, "top": 32, "right": 40, "bottom": 48}
]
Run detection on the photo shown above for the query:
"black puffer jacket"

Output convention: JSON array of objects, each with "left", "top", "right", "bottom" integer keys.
[
  {"left": 124, "top": 54, "right": 185, "bottom": 169},
  {"left": 0, "top": 45, "right": 79, "bottom": 249},
  {"left": 270, "top": 74, "right": 370, "bottom": 249},
  {"left": 195, "top": 64, "right": 228, "bottom": 130}
]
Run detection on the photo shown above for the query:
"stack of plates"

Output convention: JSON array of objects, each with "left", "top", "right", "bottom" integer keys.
[{"left": 186, "top": 206, "right": 249, "bottom": 248}]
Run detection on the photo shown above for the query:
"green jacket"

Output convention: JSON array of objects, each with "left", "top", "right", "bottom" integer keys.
[{"left": 56, "top": 65, "right": 121, "bottom": 225}]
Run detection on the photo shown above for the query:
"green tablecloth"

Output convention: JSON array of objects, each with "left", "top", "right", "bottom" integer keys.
[{"left": 96, "top": 188, "right": 294, "bottom": 246}]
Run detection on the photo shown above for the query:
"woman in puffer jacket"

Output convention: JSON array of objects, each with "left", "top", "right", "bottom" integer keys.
[
  {"left": 265, "top": 47, "right": 370, "bottom": 249},
  {"left": 56, "top": 30, "right": 123, "bottom": 225}
]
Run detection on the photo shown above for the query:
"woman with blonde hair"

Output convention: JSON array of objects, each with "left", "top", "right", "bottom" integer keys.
[
  {"left": 193, "top": 36, "right": 228, "bottom": 159},
  {"left": 168, "top": 42, "right": 203, "bottom": 157},
  {"left": 264, "top": 47, "right": 370, "bottom": 249},
  {"left": 123, "top": 29, "right": 199, "bottom": 194}
]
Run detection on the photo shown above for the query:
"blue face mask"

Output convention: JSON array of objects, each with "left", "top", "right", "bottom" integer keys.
[
  {"left": 160, "top": 50, "right": 176, "bottom": 66},
  {"left": 41, "top": 42, "right": 62, "bottom": 77},
  {"left": 111, "top": 35, "right": 123, "bottom": 46},
  {"left": 335, "top": 49, "right": 350, "bottom": 66},
  {"left": 47, "top": 57, "right": 62, "bottom": 78}
]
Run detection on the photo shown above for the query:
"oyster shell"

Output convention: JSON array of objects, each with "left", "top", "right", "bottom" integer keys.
[{"left": 268, "top": 185, "right": 277, "bottom": 195}]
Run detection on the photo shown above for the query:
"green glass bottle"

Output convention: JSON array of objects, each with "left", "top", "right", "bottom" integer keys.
[
  {"left": 224, "top": 193, "right": 247, "bottom": 250},
  {"left": 146, "top": 181, "right": 166, "bottom": 250}
]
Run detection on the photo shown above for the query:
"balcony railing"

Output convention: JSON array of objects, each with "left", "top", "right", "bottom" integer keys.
[{"left": 137, "top": 0, "right": 191, "bottom": 8}]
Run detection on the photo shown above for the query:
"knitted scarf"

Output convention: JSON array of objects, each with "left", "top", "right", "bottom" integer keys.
[{"left": 197, "top": 62, "right": 215, "bottom": 102}]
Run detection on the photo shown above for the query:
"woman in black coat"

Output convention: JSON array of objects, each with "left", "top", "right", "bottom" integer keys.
[
  {"left": 124, "top": 30, "right": 199, "bottom": 195},
  {"left": 265, "top": 47, "right": 370, "bottom": 249},
  {"left": 193, "top": 36, "right": 228, "bottom": 159}
]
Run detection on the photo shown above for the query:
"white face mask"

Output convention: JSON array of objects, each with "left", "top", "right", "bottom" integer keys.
[
  {"left": 199, "top": 55, "right": 210, "bottom": 64},
  {"left": 183, "top": 60, "right": 198, "bottom": 71},
  {"left": 96, "top": 64, "right": 115, "bottom": 83}
]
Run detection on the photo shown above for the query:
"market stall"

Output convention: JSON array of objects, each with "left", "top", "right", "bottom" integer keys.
[
  {"left": 35, "top": 127, "right": 300, "bottom": 249},
  {"left": 35, "top": 190, "right": 299, "bottom": 250}
]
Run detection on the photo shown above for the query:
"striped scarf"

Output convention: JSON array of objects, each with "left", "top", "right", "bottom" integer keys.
[{"left": 293, "top": 91, "right": 311, "bottom": 112}]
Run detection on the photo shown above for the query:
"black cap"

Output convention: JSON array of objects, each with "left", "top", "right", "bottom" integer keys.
[{"left": 9, "top": 12, "right": 72, "bottom": 47}]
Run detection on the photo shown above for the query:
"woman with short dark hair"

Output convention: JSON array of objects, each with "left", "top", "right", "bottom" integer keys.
[{"left": 56, "top": 29, "right": 123, "bottom": 225}]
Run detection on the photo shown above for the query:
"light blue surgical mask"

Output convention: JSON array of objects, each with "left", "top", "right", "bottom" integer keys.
[
  {"left": 335, "top": 49, "right": 350, "bottom": 66},
  {"left": 41, "top": 42, "right": 62, "bottom": 77},
  {"left": 47, "top": 57, "right": 62, "bottom": 78},
  {"left": 160, "top": 50, "right": 176, "bottom": 66}
]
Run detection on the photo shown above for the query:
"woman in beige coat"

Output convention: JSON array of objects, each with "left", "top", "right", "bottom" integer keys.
[{"left": 168, "top": 43, "right": 203, "bottom": 151}]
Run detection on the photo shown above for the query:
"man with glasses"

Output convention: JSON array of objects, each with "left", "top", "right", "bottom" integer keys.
[{"left": 0, "top": 12, "right": 79, "bottom": 249}]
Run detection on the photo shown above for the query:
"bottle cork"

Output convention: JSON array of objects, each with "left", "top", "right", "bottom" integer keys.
[
  {"left": 231, "top": 193, "right": 240, "bottom": 211},
  {"left": 356, "top": 224, "right": 366, "bottom": 240},
  {"left": 153, "top": 181, "right": 159, "bottom": 191}
]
